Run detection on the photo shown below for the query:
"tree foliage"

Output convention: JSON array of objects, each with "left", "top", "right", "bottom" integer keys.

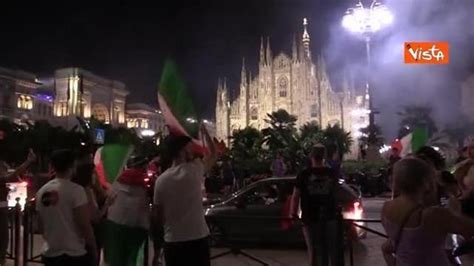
[
  {"left": 229, "top": 109, "right": 354, "bottom": 176},
  {"left": 358, "top": 124, "right": 384, "bottom": 148},
  {"left": 230, "top": 127, "right": 268, "bottom": 175},
  {"left": 398, "top": 105, "right": 438, "bottom": 138}
]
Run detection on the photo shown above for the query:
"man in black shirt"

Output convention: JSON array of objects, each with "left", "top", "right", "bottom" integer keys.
[{"left": 290, "top": 144, "right": 341, "bottom": 266}]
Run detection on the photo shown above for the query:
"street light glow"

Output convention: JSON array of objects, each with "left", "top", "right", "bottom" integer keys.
[
  {"left": 141, "top": 129, "right": 155, "bottom": 137},
  {"left": 186, "top": 117, "right": 197, "bottom": 124},
  {"left": 342, "top": 1, "right": 393, "bottom": 35}
]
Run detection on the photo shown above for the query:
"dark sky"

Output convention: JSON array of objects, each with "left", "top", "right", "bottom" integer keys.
[
  {"left": 1, "top": 0, "right": 473, "bottom": 138},
  {"left": 0, "top": 0, "right": 347, "bottom": 115}
]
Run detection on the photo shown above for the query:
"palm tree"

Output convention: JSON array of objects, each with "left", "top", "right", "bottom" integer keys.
[
  {"left": 322, "top": 124, "right": 353, "bottom": 159},
  {"left": 397, "top": 105, "right": 438, "bottom": 138},
  {"left": 358, "top": 124, "right": 384, "bottom": 148},
  {"left": 262, "top": 109, "right": 298, "bottom": 154},
  {"left": 262, "top": 109, "right": 299, "bottom": 173},
  {"left": 299, "top": 122, "right": 324, "bottom": 149},
  {"left": 230, "top": 127, "right": 268, "bottom": 175}
]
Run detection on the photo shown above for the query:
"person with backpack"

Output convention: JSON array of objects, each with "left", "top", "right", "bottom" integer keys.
[{"left": 290, "top": 144, "right": 343, "bottom": 266}]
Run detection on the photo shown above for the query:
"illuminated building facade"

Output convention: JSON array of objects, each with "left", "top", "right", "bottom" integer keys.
[
  {"left": 215, "top": 19, "right": 369, "bottom": 157},
  {"left": 53, "top": 68, "right": 129, "bottom": 128},
  {"left": 126, "top": 103, "right": 165, "bottom": 135},
  {"left": 0, "top": 67, "right": 48, "bottom": 124}
]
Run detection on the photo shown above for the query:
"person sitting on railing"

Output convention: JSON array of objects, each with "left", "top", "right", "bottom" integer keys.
[
  {"left": 0, "top": 149, "right": 36, "bottom": 266},
  {"left": 381, "top": 158, "right": 474, "bottom": 266}
]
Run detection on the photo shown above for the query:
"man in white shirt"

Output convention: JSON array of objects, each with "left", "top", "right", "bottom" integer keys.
[
  {"left": 36, "top": 149, "right": 97, "bottom": 266},
  {"left": 153, "top": 124, "right": 216, "bottom": 266}
]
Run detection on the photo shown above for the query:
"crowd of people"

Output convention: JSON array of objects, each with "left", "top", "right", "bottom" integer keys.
[
  {"left": 381, "top": 143, "right": 474, "bottom": 266},
  {"left": 3, "top": 123, "right": 474, "bottom": 266},
  {"left": 0, "top": 124, "right": 216, "bottom": 266}
]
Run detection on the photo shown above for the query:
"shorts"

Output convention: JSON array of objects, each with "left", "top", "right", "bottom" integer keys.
[
  {"left": 43, "top": 253, "right": 92, "bottom": 266},
  {"left": 164, "top": 237, "right": 210, "bottom": 266}
]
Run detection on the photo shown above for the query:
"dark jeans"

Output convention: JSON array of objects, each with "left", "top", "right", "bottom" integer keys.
[
  {"left": 164, "top": 237, "right": 210, "bottom": 266},
  {"left": 303, "top": 220, "right": 340, "bottom": 266},
  {"left": 43, "top": 253, "right": 92, "bottom": 266}
]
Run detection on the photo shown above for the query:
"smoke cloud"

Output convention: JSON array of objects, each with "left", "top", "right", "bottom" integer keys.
[{"left": 324, "top": 0, "right": 474, "bottom": 140}]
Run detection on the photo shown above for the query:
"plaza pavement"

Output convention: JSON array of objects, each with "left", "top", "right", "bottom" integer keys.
[{"left": 5, "top": 198, "right": 388, "bottom": 266}]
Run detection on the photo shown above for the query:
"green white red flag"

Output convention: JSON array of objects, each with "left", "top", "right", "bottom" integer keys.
[
  {"left": 93, "top": 144, "right": 134, "bottom": 188},
  {"left": 399, "top": 127, "right": 428, "bottom": 157},
  {"left": 158, "top": 60, "right": 208, "bottom": 155}
]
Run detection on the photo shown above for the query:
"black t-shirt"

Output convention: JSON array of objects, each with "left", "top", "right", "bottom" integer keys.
[
  {"left": 296, "top": 166, "right": 339, "bottom": 223},
  {"left": 461, "top": 193, "right": 474, "bottom": 219}
]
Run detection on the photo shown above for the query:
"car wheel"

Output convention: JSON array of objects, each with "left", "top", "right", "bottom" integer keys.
[{"left": 208, "top": 222, "right": 225, "bottom": 247}]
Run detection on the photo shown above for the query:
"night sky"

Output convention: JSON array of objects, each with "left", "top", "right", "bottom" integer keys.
[
  {"left": 1, "top": 0, "right": 473, "bottom": 137},
  {"left": 0, "top": 0, "right": 349, "bottom": 116}
]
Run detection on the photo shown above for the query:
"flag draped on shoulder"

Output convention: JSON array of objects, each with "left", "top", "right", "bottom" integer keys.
[
  {"left": 94, "top": 144, "right": 134, "bottom": 187},
  {"left": 158, "top": 60, "right": 208, "bottom": 155}
]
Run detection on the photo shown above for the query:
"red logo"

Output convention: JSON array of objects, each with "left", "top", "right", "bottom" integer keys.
[{"left": 404, "top": 42, "right": 449, "bottom": 64}]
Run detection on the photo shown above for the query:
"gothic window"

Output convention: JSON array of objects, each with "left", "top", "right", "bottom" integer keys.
[
  {"left": 250, "top": 107, "right": 258, "bottom": 120},
  {"left": 279, "top": 59, "right": 285, "bottom": 68},
  {"left": 310, "top": 104, "right": 318, "bottom": 118},
  {"left": 17, "top": 95, "right": 33, "bottom": 110},
  {"left": 279, "top": 77, "right": 288, "bottom": 97}
]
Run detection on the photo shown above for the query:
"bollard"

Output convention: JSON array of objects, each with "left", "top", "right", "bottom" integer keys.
[
  {"left": 22, "top": 202, "right": 30, "bottom": 266},
  {"left": 14, "top": 198, "right": 21, "bottom": 266},
  {"left": 335, "top": 208, "right": 345, "bottom": 266}
]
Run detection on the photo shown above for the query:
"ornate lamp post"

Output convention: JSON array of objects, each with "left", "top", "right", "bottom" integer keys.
[{"left": 342, "top": 1, "right": 393, "bottom": 144}]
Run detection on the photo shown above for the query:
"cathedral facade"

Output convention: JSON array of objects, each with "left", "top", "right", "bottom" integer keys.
[{"left": 215, "top": 19, "right": 369, "bottom": 156}]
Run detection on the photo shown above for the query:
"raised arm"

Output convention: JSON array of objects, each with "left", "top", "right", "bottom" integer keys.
[
  {"left": 437, "top": 207, "right": 474, "bottom": 237},
  {"left": 200, "top": 123, "right": 217, "bottom": 173},
  {"left": 5, "top": 149, "right": 36, "bottom": 182}
]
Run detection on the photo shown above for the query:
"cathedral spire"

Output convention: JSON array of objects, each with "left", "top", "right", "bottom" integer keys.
[
  {"left": 302, "top": 18, "right": 311, "bottom": 59},
  {"left": 241, "top": 57, "right": 247, "bottom": 85},
  {"left": 292, "top": 34, "right": 298, "bottom": 62},
  {"left": 260, "top": 37, "right": 266, "bottom": 65},
  {"left": 266, "top": 37, "right": 272, "bottom": 65},
  {"left": 216, "top": 77, "right": 223, "bottom": 106}
]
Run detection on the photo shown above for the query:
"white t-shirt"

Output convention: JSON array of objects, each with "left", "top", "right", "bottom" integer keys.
[
  {"left": 107, "top": 182, "right": 149, "bottom": 229},
  {"left": 36, "top": 178, "right": 88, "bottom": 257},
  {"left": 153, "top": 159, "right": 209, "bottom": 242}
]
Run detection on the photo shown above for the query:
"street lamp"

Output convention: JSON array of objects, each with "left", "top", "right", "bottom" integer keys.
[{"left": 342, "top": 0, "right": 393, "bottom": 142}]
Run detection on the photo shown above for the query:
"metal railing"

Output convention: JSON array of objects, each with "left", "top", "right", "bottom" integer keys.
[
  {"left": 205, "top": 213, "right": 387, "bottom": 266},
  {"left": 4, "top": 199, "right": 22, "bottom": 266},
  {"left": 15, "top": 200, "right": 391, "bottom": 266}
]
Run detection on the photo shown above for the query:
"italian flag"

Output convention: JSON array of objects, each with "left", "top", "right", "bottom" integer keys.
[
  {"left": 158, "top": 60, "right": 208, "bottom": 155},
  {"left": 93, "top": 144, "right": 134, "bottom": 188},
  {"left": 399, "top": 127, "right": 428, "bottom": 157}
]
